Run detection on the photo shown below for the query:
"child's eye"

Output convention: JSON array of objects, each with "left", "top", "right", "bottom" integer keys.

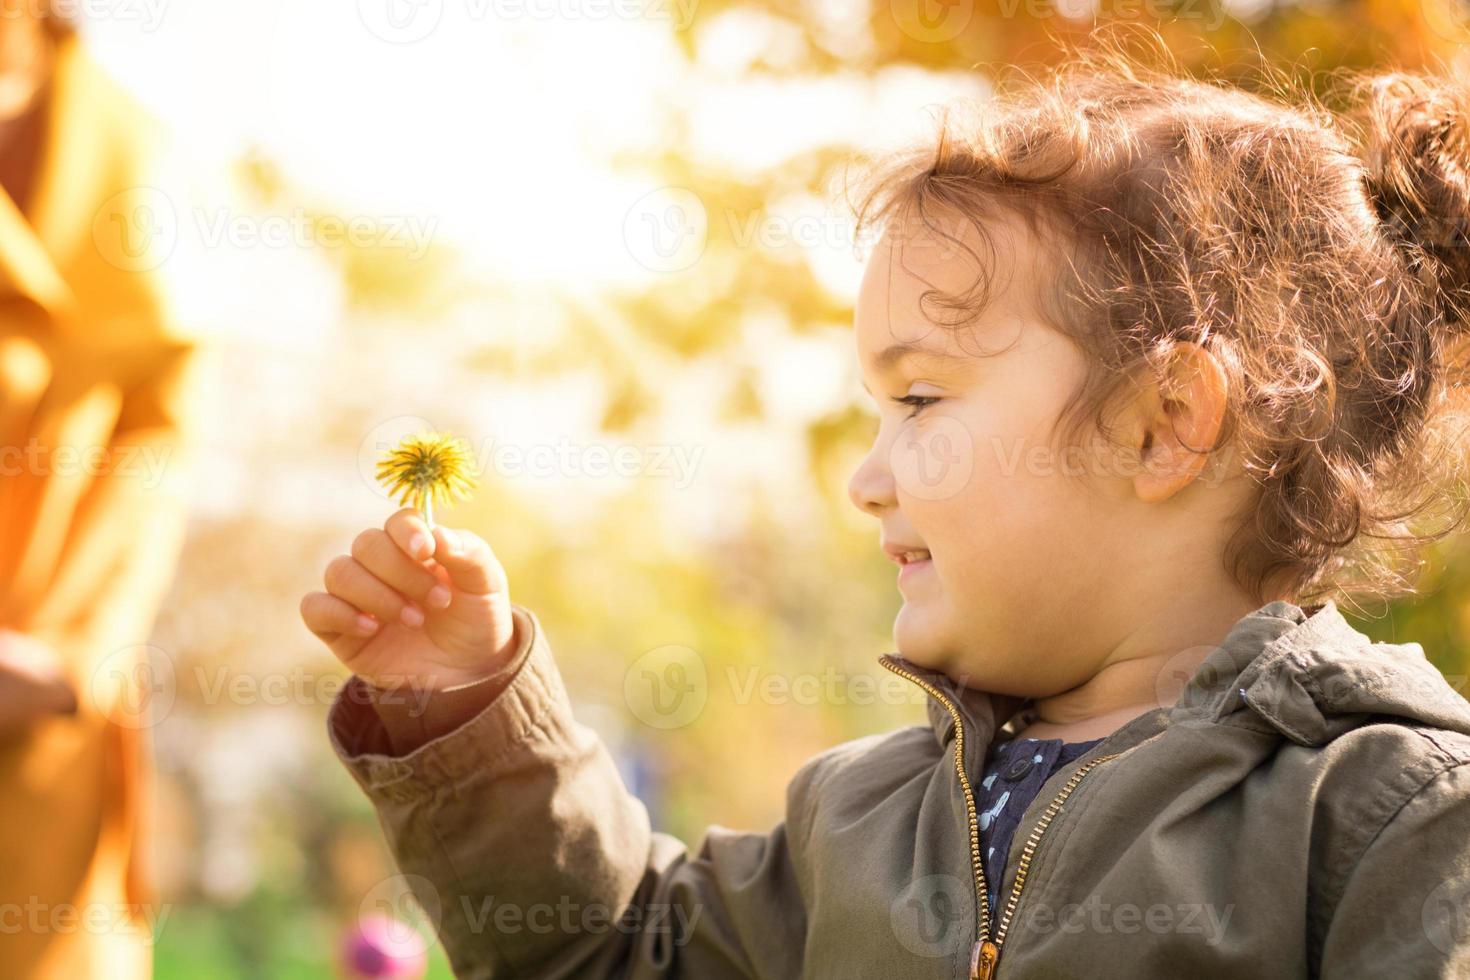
[{"left": 893, "top": 394, "right": 939, "bottom": 419}]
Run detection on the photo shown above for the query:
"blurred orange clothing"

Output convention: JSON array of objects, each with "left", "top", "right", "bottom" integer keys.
[{"left": 0, "top": 31, "right": 201, "bottom": 980}]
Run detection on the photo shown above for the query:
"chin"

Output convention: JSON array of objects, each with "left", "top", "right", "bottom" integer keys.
[{"left": 892, "top": 601, "right": 948, "bottom": 668}]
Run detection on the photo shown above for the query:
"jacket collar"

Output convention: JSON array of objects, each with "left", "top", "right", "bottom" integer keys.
[
  {"left": 875, "top": 651, "right": 1028, "bottom": 775},
  {"left": 1188, "top": 597, "right": 1470, "bottom": 744},
  {"left": 878, "top": 597, "right": 1470, "bottom": 758}
]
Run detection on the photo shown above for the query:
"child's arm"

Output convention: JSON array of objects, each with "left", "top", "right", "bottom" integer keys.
[
  {"left": 304, "top": 512, "right": 810, "bottom": 977},
  {"left": 1317, "top": 758, "right": 1470, "bottom": 975}
]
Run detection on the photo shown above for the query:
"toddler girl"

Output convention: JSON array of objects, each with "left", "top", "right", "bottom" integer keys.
[{"left": 303, "top": 34, "right": 1470, "bottom": 978}]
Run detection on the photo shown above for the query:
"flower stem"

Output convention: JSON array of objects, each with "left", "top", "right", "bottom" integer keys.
[{"left": 423, "top": 495, "right": 435, "bottom": 532}]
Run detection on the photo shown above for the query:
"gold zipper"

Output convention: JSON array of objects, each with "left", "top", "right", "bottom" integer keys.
[{"left": 879, "top": 656, "right": 1121, "bottom": 980}]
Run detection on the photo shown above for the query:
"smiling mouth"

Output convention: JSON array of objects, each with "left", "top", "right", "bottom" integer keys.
[{"left": 897, "top": 554, "right": 933, "bottom": 585}]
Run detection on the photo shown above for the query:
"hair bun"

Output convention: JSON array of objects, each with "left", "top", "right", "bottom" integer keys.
[{"left": 1354, "top": 71, "right": 1470, "bottom": 330}]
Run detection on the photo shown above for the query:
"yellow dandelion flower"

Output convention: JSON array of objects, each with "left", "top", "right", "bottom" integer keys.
[{"left": 375, "top": 430, "right": 478, "bottom": 530}]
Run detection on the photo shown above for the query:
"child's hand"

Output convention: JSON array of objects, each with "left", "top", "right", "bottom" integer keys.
[{"left": 300, "top": 507, "right": 517, "bottom": 691}]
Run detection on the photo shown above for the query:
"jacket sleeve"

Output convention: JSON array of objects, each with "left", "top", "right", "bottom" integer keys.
[
  {"left": 326, "top": 602, "right": 812, "bottom": 979},
  {"left": 25, "top": 341, "right": 203, "bottom": 678},
  {"left": 1317, "top": 756, "right": 1470, "bottom": 978}
]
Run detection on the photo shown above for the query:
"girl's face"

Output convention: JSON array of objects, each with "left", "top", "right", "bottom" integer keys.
[{"left": 848, "top": 213, "right": 1136, "bottom": 696}]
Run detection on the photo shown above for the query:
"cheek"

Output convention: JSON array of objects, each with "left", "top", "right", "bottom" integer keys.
[
  {"left": 898, "top": 413, "right": 1101, "bottom": 577},
  {"left": 887, "top": 413, "right": 977, "bottom": 505}
]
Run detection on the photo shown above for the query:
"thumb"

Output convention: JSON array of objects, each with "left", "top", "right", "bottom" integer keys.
[{"left": 431, "top": 525, "right": 506, "bottom": 596}]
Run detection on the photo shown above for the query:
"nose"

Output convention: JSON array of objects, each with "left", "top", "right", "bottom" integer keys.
[{"left": 848, "top": 437, "right": 896, "bottom": 517}]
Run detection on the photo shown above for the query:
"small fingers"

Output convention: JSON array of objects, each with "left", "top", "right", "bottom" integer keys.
[
  {"left": 385, "top": 507, "right": 435, "bottom": 562},
  {"left": 300, "top": 591, "right": 380, "bottom": 641},
  {"left": 431, "top": 526, "right": 506, "bottom": 596},
  {"left": 323, "top": 555, "right": 425, "bottom": 628},
  {"left": 353, "top": 527, "right": 451, "bottom": 610}
]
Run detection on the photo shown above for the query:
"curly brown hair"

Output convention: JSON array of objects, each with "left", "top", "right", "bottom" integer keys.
[{"left": 847, "top": 28, "right": 1470, "bottom": 609}]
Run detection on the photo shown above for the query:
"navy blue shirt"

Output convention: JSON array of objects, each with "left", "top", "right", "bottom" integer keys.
[{"left": 976, "top": 734, "right": 1105, "bottom": 915}]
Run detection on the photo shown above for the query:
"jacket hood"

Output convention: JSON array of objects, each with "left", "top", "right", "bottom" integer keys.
[
  {"left": 878, "top": 597, "right": 1470, "bottom": 756},
  {"left": 1189, "top": 597, "right": 1470, "bottom": 745}
]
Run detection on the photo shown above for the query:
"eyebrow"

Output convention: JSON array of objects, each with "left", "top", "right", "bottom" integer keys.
[{"left": 859, "top": 341, "right": 965, "bottom": 394}]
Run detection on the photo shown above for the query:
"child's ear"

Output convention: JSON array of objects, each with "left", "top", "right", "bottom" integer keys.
[{"left": 1130, "top": 342, "right": 1229, "bottom": 504}]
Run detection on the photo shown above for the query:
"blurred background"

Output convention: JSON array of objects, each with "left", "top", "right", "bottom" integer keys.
[{"left": 4, "top": 0, "right": 1470, "bottom": 977}]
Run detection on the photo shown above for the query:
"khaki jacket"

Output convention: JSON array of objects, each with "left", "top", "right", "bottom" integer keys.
[{"left": 328, "top": 597, "right": 1470, "bottom": 978}]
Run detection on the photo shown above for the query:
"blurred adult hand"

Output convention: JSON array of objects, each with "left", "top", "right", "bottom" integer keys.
[{"left": 0, "top": 629, "right": 76, "bottom": 737}]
